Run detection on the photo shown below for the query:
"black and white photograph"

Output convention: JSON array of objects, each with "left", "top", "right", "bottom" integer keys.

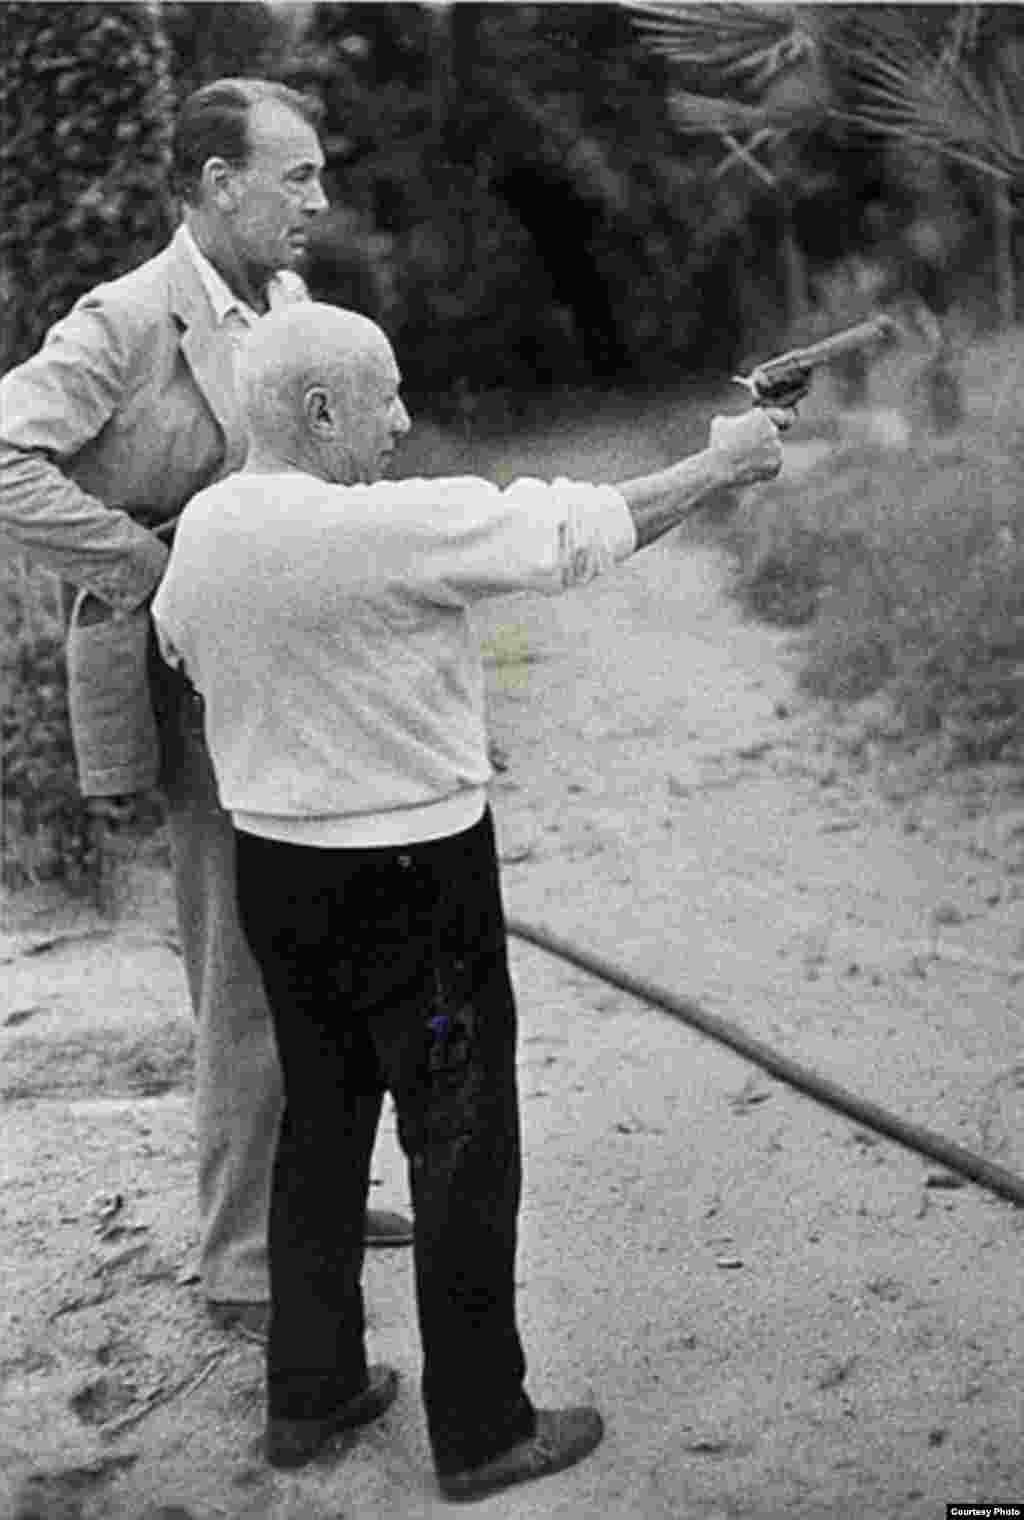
[{"left": 1, "top": 4, "right": 1022, "bottom": 1516}]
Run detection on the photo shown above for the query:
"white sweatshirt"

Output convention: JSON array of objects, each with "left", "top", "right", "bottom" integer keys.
[{"left": 152, "top": 470, "right": 636, "bottom": 847}]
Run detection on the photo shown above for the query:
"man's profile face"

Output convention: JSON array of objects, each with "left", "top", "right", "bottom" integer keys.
[
  {"left": 227, "top": 99, "right": 328, "bottom": 278},
  {"left": 344, "top": 347, "right": 411, "bottom": 485}
]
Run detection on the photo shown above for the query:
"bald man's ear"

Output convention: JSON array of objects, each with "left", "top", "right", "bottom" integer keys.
[{"left": 304, "top": 386, "right": 336, "bottom": 439}]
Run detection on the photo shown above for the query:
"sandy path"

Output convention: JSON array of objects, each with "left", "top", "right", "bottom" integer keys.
[{"left": 1, "top": 540, "right": 1021, "bottom": 1520}]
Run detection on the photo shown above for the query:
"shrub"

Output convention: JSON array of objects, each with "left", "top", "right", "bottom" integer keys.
[
  {"left": 0, "top": 1, "right": 175, "bottom": 371},
  {"left": 725, "top": 336, "right": 1024, "bottom": 766},
  {"left": 0, "top": 3, "right": 175, "bottom": 888}
]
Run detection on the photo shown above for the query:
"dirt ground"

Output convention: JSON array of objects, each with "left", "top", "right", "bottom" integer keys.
[{"left": 2, "top": 538, "right": 1022, "bottom": 1520}]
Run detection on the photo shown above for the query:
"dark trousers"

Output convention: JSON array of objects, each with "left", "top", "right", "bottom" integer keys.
[{"left": 234, "top": 808, "right": 536, "bottom": 1475}]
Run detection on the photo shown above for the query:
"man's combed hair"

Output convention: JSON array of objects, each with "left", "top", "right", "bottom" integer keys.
[{"left": 172, "top": 78, "right": 323, "bottom": 204}]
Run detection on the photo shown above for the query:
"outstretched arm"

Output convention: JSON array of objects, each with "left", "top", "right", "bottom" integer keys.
[{"left": 619, "top": 408, "right": 789, "bottom": 550}]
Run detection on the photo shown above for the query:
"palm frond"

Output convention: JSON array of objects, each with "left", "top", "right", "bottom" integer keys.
[
  {"left": 667, "top": 90, "right": 770, "bottom": 137},
  {"left": 627, "top": 2, "right": 821, "bottom": 96},
  {"left": 836, "top": 12, "right": 1024, "bottom": 185},
  {"left": 989, "top": 41, "right": 1024, "bottom": 167}
]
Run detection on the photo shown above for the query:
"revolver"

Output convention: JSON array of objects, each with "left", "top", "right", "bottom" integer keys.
[{"left": 733, "top": 315, "right": 900, "bottom": 410}]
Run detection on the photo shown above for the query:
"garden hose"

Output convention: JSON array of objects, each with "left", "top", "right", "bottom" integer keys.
[{"left": 506, "top": 916, "right": 1024, "bottom": 1208}]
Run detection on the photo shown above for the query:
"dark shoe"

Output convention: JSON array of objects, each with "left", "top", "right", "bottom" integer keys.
[
  {"left": 265, "top": 1363, "right": 399, "bottom": 1469},
  {"left": 206, "top": 1299, "right": 269, "bottom": 1344},
  {"left": 439, "top": 1406, "right": 604, "bottom": 1503},
  {"left": 364, "top": 1207, "right": 413, "bottom": 1248}
]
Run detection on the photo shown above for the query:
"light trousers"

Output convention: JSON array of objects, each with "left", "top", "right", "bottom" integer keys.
[{"left": 162, "top": 686, "right": 280, "bottom": 1304}]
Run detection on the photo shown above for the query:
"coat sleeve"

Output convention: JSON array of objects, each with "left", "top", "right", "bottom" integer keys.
[{"left": 0, "top": 296, "right": 168, "bottom": 610}]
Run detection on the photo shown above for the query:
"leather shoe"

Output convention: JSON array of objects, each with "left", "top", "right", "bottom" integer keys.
[
  {"left": 206, "top": 1299, "right": 268, "bottom": 1343},
  {"left": 438, "top": 1406, "right": 604, "bottom": 1502},
  {"left": 364, "top": 1207, "right": 413, "bottom": 1247},
  {"left": 265, "top": 1363, "right": 399, "bottom": 1469}
]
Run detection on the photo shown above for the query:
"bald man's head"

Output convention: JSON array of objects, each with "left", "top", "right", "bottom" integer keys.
[{"left": 237, "top": 304, "right": 410, "bottom": 483}]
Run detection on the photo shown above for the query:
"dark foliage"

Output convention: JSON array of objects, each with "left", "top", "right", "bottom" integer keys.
[
  {"left": 1, "top": 566, "right": 97, "bottom": 887},
  {"left": 0, "top": 1, "right": 175, "bottom": 371},
  {"left": 282, "top": 2, "right": 820, "bottom": 404},
  {"left": 161, "top": 1, "right": 282, "bottom": 101},
  {"left": 1, "top": 3, "right": 175, "bottom": 886}
]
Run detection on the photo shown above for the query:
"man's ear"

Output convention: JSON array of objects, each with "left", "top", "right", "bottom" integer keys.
[
  {"left": 304, "top": 385, "right": 335, "bottom": 438},
  {"left": 201, "top": 156, "right": 240, "bottom": 212}
]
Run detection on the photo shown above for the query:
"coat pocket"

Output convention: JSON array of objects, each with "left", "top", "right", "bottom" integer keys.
[{"left": 65, "top": 594, "right": 159, "bottom": 796}]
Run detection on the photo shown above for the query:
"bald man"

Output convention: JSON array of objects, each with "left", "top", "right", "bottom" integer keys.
[{"left": 152, "top": 305, "right": 790, "bottom": 1501}]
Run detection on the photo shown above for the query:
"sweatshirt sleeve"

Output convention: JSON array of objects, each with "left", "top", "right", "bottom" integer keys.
[
  {"left": 545, "top": 477, "right": 638, "bottom": 591},
  {"left": 395, "top": 475, "right": 637, "bottom": 605}
]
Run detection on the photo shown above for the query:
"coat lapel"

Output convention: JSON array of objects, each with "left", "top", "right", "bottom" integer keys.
[{"left": 167, "top": 229, "right": 247, "bottom": 477}]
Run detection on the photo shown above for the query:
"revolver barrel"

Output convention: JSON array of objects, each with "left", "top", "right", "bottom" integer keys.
[{"left": 735, "top": 315, "right": 900, "bottom": 405}]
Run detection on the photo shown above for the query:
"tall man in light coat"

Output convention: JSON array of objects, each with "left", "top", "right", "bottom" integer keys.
[{"left": 0, "top": 78, "right": 411, "bottom": 1338}]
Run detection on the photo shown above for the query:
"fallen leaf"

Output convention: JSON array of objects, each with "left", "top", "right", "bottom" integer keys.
[
  {"left": 865, "top": 1275, "right": 903, "bottom": 1302},
  {"left": 730, "top": 1077, "right": 772, "bottom": 1112},
  {"left": 99, "top": 1223, "right": 150, "bottom": 1242},
  {"left": 2, "top": 929, "right": 112, "bottom": 963},
  {"left": 89, "top": 1192, "right": 124, "bottom": 1225},
  {"left": 817, "top": 1356, "right": 857, "bottom": 1390},
  {"left": 3, "top": 1005, "right": 43, "bottom": 1027},
  {"left": 500, "top": 844, "right": 535, "bottom": 865},
  {"left": 924, "top": 1171, "right": 966, "bottom": 1190},
  {"left": 70, "top": 1374, "right": 136, "bottom": 1425},
  {"left": 92, "top": 1242, "right": 150, "bottom": 1273},
  {"left": 50, "top": 1285, "right": 115, "bottom": 1319}
]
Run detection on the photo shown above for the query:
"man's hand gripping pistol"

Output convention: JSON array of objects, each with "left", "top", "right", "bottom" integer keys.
[{"left": 733, "top": 315, "right": 900, "bottom": 414}]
